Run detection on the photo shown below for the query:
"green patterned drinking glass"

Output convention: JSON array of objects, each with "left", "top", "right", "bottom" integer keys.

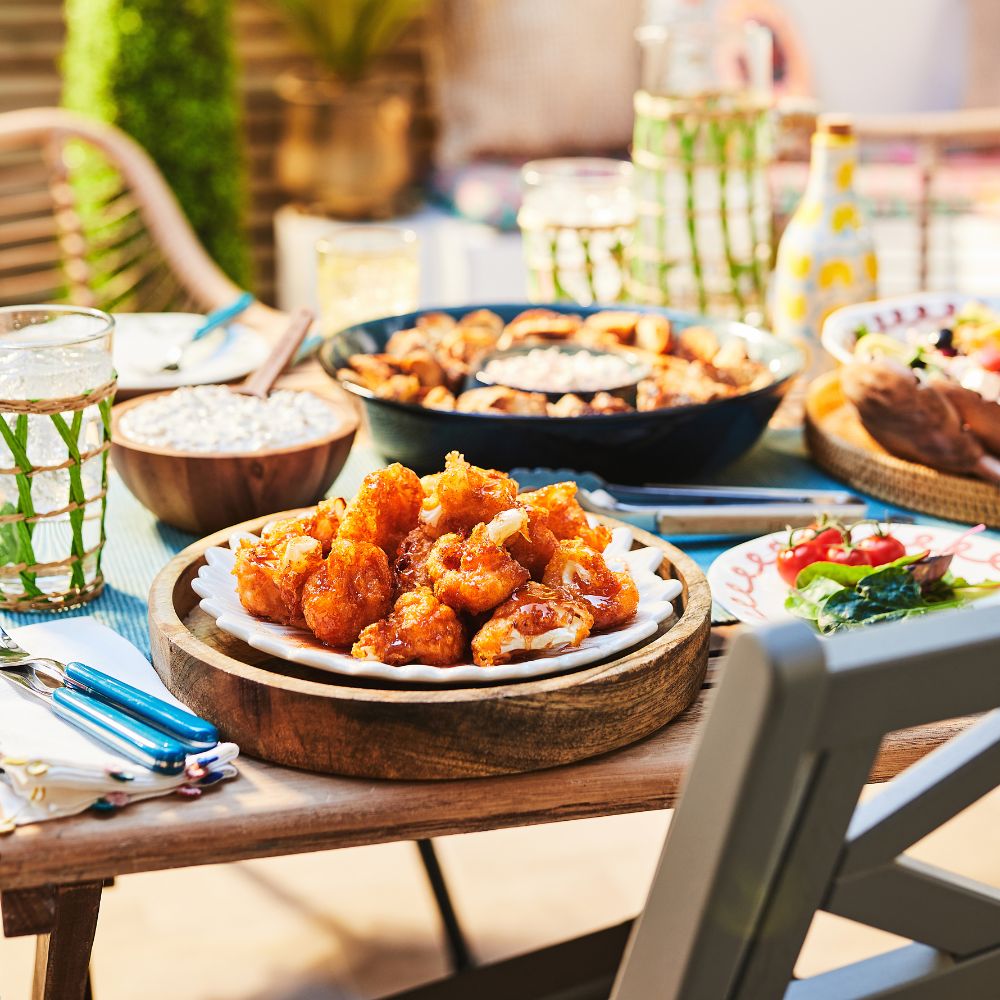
[
  {"left": 630, "top": 20, "right": 774, "bottom": 321},
  {"left": 0, "top": 306, "right": 115, "bottom": 611},
  {"left": 518, "top": 158, "right": 635, "bottom": 306}
]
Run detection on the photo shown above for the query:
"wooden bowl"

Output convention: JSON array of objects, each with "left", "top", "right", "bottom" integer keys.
[
  {"left": 150, "top": 513, "right": 712, "bottom": 779},
  {"left": 111, "top": 391, "right": 359, "bottom": 534}
]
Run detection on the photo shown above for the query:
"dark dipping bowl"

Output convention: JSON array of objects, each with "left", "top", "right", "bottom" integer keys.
[{"left": 319, "top": 303, "right": 803, "bottom": 482}]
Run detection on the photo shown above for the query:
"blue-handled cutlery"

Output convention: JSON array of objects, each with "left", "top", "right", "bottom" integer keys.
[
  {"left": 152, "top": 291, "right": 255, "bottom": 374},
  {"left": 0, "top": 624, "right": 218, "bottom": 775}
]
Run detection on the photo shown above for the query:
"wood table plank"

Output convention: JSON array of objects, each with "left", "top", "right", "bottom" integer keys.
[{"left": 0, "top": 645, "right": 969, "bottom": 891}]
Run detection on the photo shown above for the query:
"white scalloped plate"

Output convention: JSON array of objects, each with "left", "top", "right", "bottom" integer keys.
[{"left": 191, "top": 524, "right": 682, "bottom": 684}]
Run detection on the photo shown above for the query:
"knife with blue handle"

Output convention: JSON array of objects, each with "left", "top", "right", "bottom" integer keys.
[
  {"left": 64, "top": 662, "right": 218, "bottom": 751},
  {"left": 149, "top": 291, "right": 255, "bottom": 373},
  {"left": 51, "top": 688, "right": 189, "bottom": 775},
  {"left": 191, "top": 291, "right": 254, "bottom": 342}
]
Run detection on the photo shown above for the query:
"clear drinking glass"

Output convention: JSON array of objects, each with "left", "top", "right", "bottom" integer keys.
[
  {"left": 0, "top": 306, "right": 115, "bottom": 611},
  {"left": 316, "top": 226, "right": 420, "bottom": 337},
  {"left": 629, "top": 20, "right": 774, "bottom": 320},
  {"left": 518, "top": 158, "right": 635, "bottom": 306}
]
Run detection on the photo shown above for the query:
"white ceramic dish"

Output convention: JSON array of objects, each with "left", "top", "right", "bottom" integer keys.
[
  {"left": 192, "top": 524, "right": 683, "bottom": 684},
  {"left": 708, "top": 522, "right": 1000, "bottom": 627},
  {"left": 113, "top": 313, "right": 271, "bottom": 392},
  {"left": 821, "top": 292, "right": 1000, "bottom": 367}
]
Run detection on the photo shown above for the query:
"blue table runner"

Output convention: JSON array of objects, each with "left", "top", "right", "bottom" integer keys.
[{"left": 7, "top": 428, "right": 997, "bottom": 658}]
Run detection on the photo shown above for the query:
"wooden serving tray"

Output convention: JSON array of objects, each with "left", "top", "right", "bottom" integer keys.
[
  {"left": 806, "top": 371, "right": 1000, "bottom": 528},
  {"left": 148, "top": 514, "right": 712, "bottom": 780}
]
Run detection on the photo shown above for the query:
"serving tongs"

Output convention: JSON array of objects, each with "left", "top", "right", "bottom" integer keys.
[
  {"left": 576, "top": 480, "right": 868, "bottom": 535},
  {"left": 0, "top": 625, "right": 218, "bottom": 775}
]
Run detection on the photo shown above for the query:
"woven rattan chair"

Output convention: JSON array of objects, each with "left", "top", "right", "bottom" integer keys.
[
  {"left": 393, "top": 610, "right": 1000, "bottom": 999},
  {"left": 0, "top": 106, "right": 285, "bottom": 337}
]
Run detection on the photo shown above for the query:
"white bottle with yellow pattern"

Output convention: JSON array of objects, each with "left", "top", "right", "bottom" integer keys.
[{"left": 772, "top": 116, "right": 877, "bottom": 376}]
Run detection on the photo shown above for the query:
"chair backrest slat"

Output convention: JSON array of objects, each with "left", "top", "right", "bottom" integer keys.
[{"left": 843, "top": 711, "right": 1000, "bottom": 874}]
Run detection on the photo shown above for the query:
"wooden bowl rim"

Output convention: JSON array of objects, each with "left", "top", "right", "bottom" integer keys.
[
  {"left": 111, "top": 389, "right": 360, "bottom": 461},
  {"left": 150, "top": 512, "right": 713, "bottom": 706}
]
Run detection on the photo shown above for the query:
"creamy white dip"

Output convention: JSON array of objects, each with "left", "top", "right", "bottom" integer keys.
[
  {"left": 118, "top": 385, "right": 340, "bottom": 453},
  {"left": 482, "top": 348, "right": 638, "bottom": 394}
]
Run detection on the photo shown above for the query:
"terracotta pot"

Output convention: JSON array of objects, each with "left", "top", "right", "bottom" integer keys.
[{"left": 276, "top": 73, "right": 413, "bottom": 218}]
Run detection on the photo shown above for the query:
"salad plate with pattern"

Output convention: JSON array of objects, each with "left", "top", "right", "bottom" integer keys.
[{"left": 709, "top": 520, "right": 1000, "bottom": 632}]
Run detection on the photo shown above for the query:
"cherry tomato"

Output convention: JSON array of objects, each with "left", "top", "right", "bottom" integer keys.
[
  {"left": 822, "top": 545, "right": 872, "bottom": 568},
  {"left": 973, "top": 344, "right": 1000, "bottom": 373},
  {"left": 856, "top": 533, "right": 906, "bottom": 566},
  {"left": 812, "top": 526, "right": 846, "bottom": 547},
  {"left": 777, "top": 541, "right": 824, "bottom": 586}
]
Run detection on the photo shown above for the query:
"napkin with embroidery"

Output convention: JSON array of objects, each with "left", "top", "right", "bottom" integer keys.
[{"left": 0, "top": 618, "right": 238, "bottom": 827}]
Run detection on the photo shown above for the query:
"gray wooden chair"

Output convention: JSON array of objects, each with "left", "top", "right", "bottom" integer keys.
[{"left": 393, "top": 609, "right": 1000, "bottom": 999}]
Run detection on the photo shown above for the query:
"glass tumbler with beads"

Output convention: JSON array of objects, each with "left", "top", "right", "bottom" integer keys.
[
  {"left": 0, "top": 306, "right": 115, "bottom": 612},
  {"left": 518, "top": 158, "right": 636, "bottom": 306},
  {"left": 629, "top": 19, "right": 774, "bottom": 321}
]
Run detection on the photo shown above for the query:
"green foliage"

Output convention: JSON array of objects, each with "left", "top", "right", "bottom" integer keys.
[
  {"left": 62, "top": 0, "right": 250, "bottom": 286},
  {"left": 272, "top": 0, "right": 427, "bottom": 82}
]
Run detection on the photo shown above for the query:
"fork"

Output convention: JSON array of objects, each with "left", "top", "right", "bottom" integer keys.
[
  {"left": 148, "top": 292, "right": 254, "bottom": 374},
  {"left": 0, "top": 624, "right": 217, "bottom": 774}
]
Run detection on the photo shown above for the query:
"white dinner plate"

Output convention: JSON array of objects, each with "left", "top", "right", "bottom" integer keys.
[
  {"left": 113, "top": 313, "right": 271, "bottom": 392},
  {"left": 820, "top": 292, "right": 1000, "bottom": 366},
  {"left": 192, "top": 524, "right": 683, "bottom": 685},
  {"left": 708, "top": 522, "right": 1000, "bottom": 627}
]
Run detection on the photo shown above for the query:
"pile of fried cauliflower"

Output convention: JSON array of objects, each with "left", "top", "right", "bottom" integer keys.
[{"left": 233, "top": 453, "right": 639, "bottom": 668}]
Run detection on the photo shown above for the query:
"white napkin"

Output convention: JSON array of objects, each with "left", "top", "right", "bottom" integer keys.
[{"left": 0, "top": 618, "right": 238, "bottom": 826}]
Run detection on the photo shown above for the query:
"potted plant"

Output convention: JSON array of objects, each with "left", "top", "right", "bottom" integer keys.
[
  {"left": 272, "top": 0, "right": 427, "bottom": 217},
  {"left": 63, "top": 0, "right": 250, "bottom": 285}
]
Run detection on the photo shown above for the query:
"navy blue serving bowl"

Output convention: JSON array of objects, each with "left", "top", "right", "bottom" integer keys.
[{"left": 318, "top": 303, "right": 803, "bottom": 483}]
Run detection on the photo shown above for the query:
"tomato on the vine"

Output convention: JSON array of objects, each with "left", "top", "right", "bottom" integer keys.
[
  {"left": 812, "top": 526, "right": 846, "bottom": 547},
  {"left": 857, "top": 532, "right": 906, "bottom": 566},
  {"left": 777, "top": 541, "right": 824, "bottom": 586},
  {"left": 822, "top": 545, "right": 872, "bottom": 568}
]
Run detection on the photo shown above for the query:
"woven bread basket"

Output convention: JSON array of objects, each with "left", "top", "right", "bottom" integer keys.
[{"left": 805, "top": 371, "right": 1000, "bottom": 528}]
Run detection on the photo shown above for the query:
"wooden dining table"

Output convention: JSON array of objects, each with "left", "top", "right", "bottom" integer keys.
[
  {"left": 0, "top": 619, "right": 969, "bottom": 1000},
  {"left": 0, "top": 365, "right": 986, "bottom": 1000}
]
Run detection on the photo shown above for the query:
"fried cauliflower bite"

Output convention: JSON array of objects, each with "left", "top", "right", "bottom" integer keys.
[
  {"left": 301, "top": 539, "right": 393, "bottom": 647},
  {"left": 517, "top": 482, "right": 612, "bottom": 553},
  {"left": 260, "top": 497, "right": 346, "bottom": 554},
  {"left": 337, "top": 464, "right": 424, "bottom": 556},
  {"left": 471, "top": 582, "right": 594, "bottom": 667},
  {"left": 542, "top": 539, "right": 639, "bottom": 629},
  {"left": 352, "top": 587, "right": 466, "bottom": 666},
  {"left": 506, "top": 503, "right": 558, "bottom": 580},
  {"left": 393, "top": 527, "right": 436, "bottom": 596},
  {"left": 427, "top": 508, "right": 530, "bottom": 614},
  {"left": 233, "top": 533, "right": 325, "bottom": 627},
  {"left": 419, "top": 451, "right": 520, "bottom": 539}
]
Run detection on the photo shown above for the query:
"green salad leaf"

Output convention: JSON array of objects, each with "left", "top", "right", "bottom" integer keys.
[
  {"left": 794, "top": 552, "right": 926, "bottom": 590},
  {"left": 785, "top": 558, "right": 999, "bottom": 635}
]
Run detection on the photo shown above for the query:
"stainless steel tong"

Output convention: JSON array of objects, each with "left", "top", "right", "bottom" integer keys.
[{"left": 574, "top": 478, "right": 870, "bottom": 535}]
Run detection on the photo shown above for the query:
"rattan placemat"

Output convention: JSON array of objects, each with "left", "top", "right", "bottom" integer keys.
[{"left": 805, "top": 371, "right": 1000, "bottom": 528}]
